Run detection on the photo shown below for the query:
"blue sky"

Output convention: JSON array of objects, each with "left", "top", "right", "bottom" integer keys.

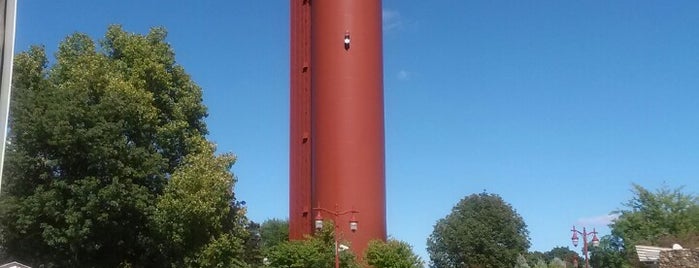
[{"left": 14, "top": 0, "right": 699, "bottom": 261}]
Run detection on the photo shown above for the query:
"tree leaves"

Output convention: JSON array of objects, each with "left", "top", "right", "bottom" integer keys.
[
  {"left": 606, "top": 184, "right": 699, "bottom": 265},
  {"left": 427, "top": 192, "right": 530, "bottom": 268},
  {"left": 0, "top": 26, "right": 246, "bottom": 267},
  {"left": 265, "top": 221, "right": 359, "bottom": 268},
  {"left": 365, "top": 239, "right": 424, "bottom": 268},
  {"left": 153, "top": 139, "right": 245, "bottom": 266},
  {"left": 259, "top": 218, "right": 290, "bottom": 252}
]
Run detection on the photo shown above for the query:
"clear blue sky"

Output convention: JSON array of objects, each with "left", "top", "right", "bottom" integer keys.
[{"left": 15, "top": 0, "right": 699, "bottom": 261}]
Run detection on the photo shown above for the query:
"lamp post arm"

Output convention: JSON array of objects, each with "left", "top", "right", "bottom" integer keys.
[
  {"left": 312, "top": 206, "right": 359, "bottom": 268},
  {"left": 571, "top": 226, "right": 599, "bottom": 268},
  {"left": 313, "top": 207, "right": 359, "bottom": 216}
]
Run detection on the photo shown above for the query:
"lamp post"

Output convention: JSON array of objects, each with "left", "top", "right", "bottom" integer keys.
[
  {"left": 570, "top": 226, "right": 599, "bottom": 268},
  {"left": 314, "top": 206, "right": 359, "bottom": 268}
]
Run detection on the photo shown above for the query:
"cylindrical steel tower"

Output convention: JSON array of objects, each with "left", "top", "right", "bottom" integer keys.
[
  {"left": 311, "top": 0, "right": 386, "bottom": 255},
  {"left": 290, "top": 0, "right": 386, "bottom": 256},
  {"left": 289, "top": 0, "right": 313, "bottom": 240}
]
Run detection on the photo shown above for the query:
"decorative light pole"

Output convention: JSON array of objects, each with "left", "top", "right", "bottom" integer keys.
[
  {"left": 0, "top": 0, "right": 18, "bottom": 196},
  {"left": 570, "top": 226, "right": 600, "bottom": 268},
  {"left": 314, "top": 206, "right": 359, "bottom": 268}
]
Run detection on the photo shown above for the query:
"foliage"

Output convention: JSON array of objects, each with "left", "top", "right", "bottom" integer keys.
[
  {"left": 184, "top": 233, "right": 248, "bottom": 268},
  {"left": 259, "top": 218, "right": 289, "bottom": 252},
  {"left": 0, "top": 26, "right": 250, "bottom": 267},
  {"left": 365, "top": 239, "right": 424, "bottom": 268},
  {"left": 242, "top": 221, "right": 264, "bottom": 266},
  {"left": 514, "top": 254, "right": 530, "bottom": 268},
  {"left": 265, "top": 221, "right": 358, "bottom": 268},
  {"left": 609, "top": 184, "right": 699, "bottom": 264},
  {"left": 547, "top": 258, "right": 565, "bottom": 268},
  {"left": 152, "top": 139, "right": 248, "bottom": 267},
  {"left": 612, "top": 184, "right": 699, "bottom": 246},
  {"left": 525, "top": 251, "right": 546, "bottom": 267},
  {"left": 265, "top": 238, "right": 330, "bottom": 268},
  {"left": 532, "top": 259, "right": 547, "bottom": 268},
  {"left": 427, "top": 192, "right": 530, "bottom": 268},
  {"left": 588, "top": 235, "right": 632, "bottom": 268},
  {"left": 522, "top": 248, "right": 579, "bottom": 268},
  {"left": 543, "top": 247, "right": 578, "bottom": 268}
]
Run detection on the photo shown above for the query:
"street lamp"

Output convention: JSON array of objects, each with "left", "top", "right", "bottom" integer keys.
[
  {"left": 313, "top": 205, "right": 359, "bottom": 268},
  {"left": 571, "top": 226, "right": 599, "bottom": 268}
]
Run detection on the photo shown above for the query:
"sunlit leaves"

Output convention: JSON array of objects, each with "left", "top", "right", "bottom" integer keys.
[
  {"left": 265, "top": 221, "right": 359, "bottom": 268},
  {"left": 427, "top": 193, "right": 530, "bottom": 268},
  {"left": 365, "top": 239, "right": 424, "bottom": 268},
  {"left": 608, "top": 184, "right": 699, "bottom": 265},
  {"left": 0, "top": 26, "right": 239, "bottom": 267}
]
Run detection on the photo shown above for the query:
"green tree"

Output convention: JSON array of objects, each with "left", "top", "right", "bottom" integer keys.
[
  {"left": 427, "top": 192, "right": 530, "bottom": 268},
  {"left": 242, "top": 221, "right": 264, "bottom": 266},
  {"left": 151, "top": 138, "right": 248, "bottom": 267},
  {"left": 532, "top": 259, "right": 547, "bottom": 268},
  {"left": 547, "top": 258, "right": 565, "bottom": 268},
  {"left": 610, "top": 184, "right": 699, "bottom": 264},
  {"left": 365, "top": 239, "right": 424, "bottom": 268},
  {"left": 543, "top": 247, "right": 579, "bottom": 267},
  {"left": 588, "top": 235, "right": 632, "bottom": 268},
  {"left": 265, "top": 221, "right": 358, "bottom": 268},
  {"left": 259, "top": 218, "right": 290, "bottom": 252},
  {"left": 514, "top": 254, "right": 530, "bottom": 268},
  {"left": 0, "top": 26, "right": 250, "bottom": 267},
  {"left": 525, "top": 251, "right": 546, "bottom": 267}
]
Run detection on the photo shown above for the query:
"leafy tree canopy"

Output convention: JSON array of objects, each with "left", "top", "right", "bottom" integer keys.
[
  {"left": 525, "top": 251, "right": 546, "bottom": 267},
  {"left": 514, "top": 254, "right": 530, "bottom": 268},
  {"left": 611, "top": 184, "right": 699, "bottom": 249},
  {"left": 259, "top": 218, "right": 290, "bottom": 252},
  {"left": 540, "top": 246, "right": 579, "bottom": 268},
  {"left": 152, "top": 138, "right": 249, "bottom": 267},
  {"left": 0, "top": 25, "right": 250, "bottom": 267},
  {"left": 606, "top": 183, "right": 699, "bottom": 265},
  {"left": 532, "top": 259, "right": 547, "bottom": 268},
  {"left": 427, "top": 192, "right": 530, "bottom": 268},
  {"left": 589, "top": 235, "right": 631, "bottom": 268},
  {"left": 547, "top": 257, "right": 565, "bottom": 268},
  {"left": 365, "top": 238, "right": 424, "bottom": 268},
  {"left": 265, "top": 221, "right": 359, "bottom": 268}
]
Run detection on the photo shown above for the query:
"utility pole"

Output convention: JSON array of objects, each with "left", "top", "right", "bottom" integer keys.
[{"left": 0, "top": 0, "right": 18, "bottom": 196}]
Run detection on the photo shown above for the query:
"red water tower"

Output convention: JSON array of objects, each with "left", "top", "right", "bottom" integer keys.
[{"left": 289, "top": 0, "right": 386, "bottom": 257}]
